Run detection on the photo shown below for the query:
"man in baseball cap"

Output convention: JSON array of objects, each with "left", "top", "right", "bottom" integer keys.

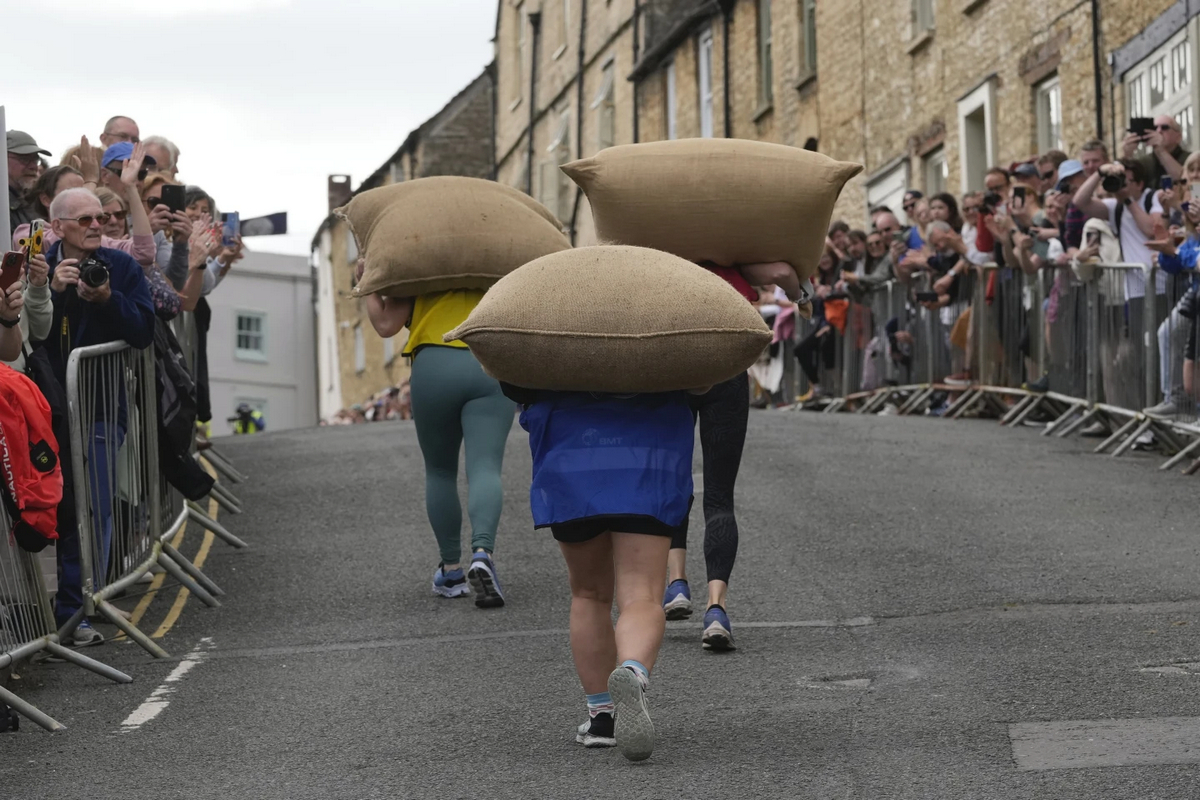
[
  {"left": 7, "top": 130, "right": 51, "bottom": 232},
  {"left": 99, "top": 142, "right": 155, "bottom": 196}
]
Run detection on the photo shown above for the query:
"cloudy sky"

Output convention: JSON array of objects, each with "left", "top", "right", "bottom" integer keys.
[{"left": 1, "top": 0, "right": 497, "bottom": 257}]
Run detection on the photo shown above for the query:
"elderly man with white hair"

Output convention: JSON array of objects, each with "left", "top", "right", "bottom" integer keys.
[
  {"left": 43, "top": 185, "right": 154, "bottom": 647},
  {"left": 142, "top": 135, "right": 180, "bottom": 180}
]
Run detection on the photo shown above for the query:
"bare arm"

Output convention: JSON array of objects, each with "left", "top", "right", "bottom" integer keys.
[
  {"left": 1072, "top": 170, "right": 1110, "bottom": 221},
  {"left": 365, "top": 294, "right": 413, "bottom": 339}
]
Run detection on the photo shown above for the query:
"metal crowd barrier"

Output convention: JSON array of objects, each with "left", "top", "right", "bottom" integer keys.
[
  {"left": 794, "top": 260, "right": 1200, "bottom": 476},
  {"left": 57, "top": 341, "right": 243, "bottom": 661},
  {"left": 0, "top": 508, "right": 132, "bottom": 731}
]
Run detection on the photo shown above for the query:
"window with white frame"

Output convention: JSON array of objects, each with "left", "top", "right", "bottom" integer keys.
[
  {"left": 354, "top": 324, "right": 365, "bottom": 373},
  {"left": 758, "top": 0, "right": 773, "bottom": 106},
  {"left": 957, "top": 79, "right": 997, "bottom": 193},
  {"left": 540, "top": 109, "right": 573, "bottom": 221},
  {"left": 699, "top": 29, "right": 715, "bottom": 138},
  {"left": 911, "top": 0, "right": 934, "bottom": 37},
  {"left": 1035, "top": 76, "right": 1063, "bottom": 153},
  {"left": 1125, "top": 29, "right": 1193, "bottom": 149},
  {"left": 867, "top": 160, "right": 911, "bottom": 226},
  {"left": 235, "top": 312, "right": 267, "bottom": 362},
  {"left": 799, "top": 0, "right": 817, "bottom": 79},
  {"left": 666, "top": 61, "right": 678, "bottom": 140},
  {"left": 389, "top": 161, "right": 404, "bottom": 184},
  {"left": 923, "top": 147, "right": 947, "bottom": 196},
  {"left": 593, "top": 60, "right": 616, "bottom": 150}
]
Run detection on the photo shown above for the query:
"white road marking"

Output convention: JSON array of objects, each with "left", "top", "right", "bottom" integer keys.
[{"left": 119, "top": 637, "right": 214, "bottom": 733}]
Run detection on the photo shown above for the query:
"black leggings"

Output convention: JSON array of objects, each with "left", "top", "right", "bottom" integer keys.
[
  {"left": 670, "top": 372, "right": 748, "bottom": 585},
  {"left": 795, "top": 327, "right": 836, "bottom": 385}
]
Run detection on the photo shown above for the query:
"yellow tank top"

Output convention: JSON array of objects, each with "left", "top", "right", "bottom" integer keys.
[{"left": 402, "top": 289, "right": 485, "bottom": 357}]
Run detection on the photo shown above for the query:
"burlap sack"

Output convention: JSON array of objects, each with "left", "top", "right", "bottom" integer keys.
[
  {"left": 340, "top": 177, "right": 571, "bottom": 298},
  {"left": 562, "top": 139, "right": 862, "bottom": 284},
  {"left": 445, "top": 246, "right": 772, "bottom": 393}
]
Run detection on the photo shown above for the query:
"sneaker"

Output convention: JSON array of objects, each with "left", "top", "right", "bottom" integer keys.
[
  {"left": 878, "top": 403, "right": 901, "bottom": 416},
  {"left": 1145, "top": 397, "right": 1181, "bottom": 417},
  {"left": 432, "top": 564, "right": 469, "bottom": 599},
  {"left": 944, "top": 372, "right": 972, "bottom": 388},
  {"left": 68, "top": 621, "right": 104, "bottom": 648},
  {"left": 576, "top": 712, "right": 616, "bottom": 748},
  {"left": 467, "top": 551, "right": 505, "bottom": 608},
  {"left": 608, "top": 667, "right": 654, "bottom": 761},
  {"left": 1080, "top": 421, "right": 1109, "bottom": 438},
  {"left": 662, "top": 579, "right": 692, "bottom": 620},
  {"left": 702, "top": 605, "right": 736, "bottom": 651},
  {"left": 1024, "top": 374, "right": 1050, "bottom": 393}
]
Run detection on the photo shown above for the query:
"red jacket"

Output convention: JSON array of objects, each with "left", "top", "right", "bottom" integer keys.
[{"left": 0, "top": 365, "right": 61, "bottom": 546}]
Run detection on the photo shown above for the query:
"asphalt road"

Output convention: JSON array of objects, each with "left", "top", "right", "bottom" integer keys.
[{"left": 4, "top": 411, "right": 1200, "bottom": 799}]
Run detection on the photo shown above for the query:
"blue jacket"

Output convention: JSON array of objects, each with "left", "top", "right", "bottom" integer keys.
[
  {"left": 1157, "top": 236, "right": 1200, "bottom": 287},
  {"left": 43, "top": 243, "right": 155, "bottom": 382}
]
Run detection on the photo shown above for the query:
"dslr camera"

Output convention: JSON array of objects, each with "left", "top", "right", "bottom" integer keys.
[
  {"left": 1101, "top": 168, "right": 1126, "bottom": 195},
  {"left": 981, "top": 192, "right": 1004, "bottom": 214},
  {"left": 77, "top": 256, "right": 110, "bottom": 288}
]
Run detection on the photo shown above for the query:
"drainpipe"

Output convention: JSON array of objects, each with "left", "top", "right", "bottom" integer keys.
[
  {"left": 569, "top": 0, "right": 588, "bottom": 244},
  {"left": 526, "top": 11, "right": 542, "bottom": 196},
  {"left": 488, "top": 61, "right": 498, "bottom": 181},
  {"left": 633, "top": 0, "right": 641, "bottom": 143},
  {"left": 1091, "top": 0, "right": 1104, "bottom": 141},
  {"left": 720, "top": 0, "right": 734, "bottom": 138}
]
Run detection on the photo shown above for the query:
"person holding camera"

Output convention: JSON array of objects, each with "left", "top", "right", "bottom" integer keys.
[
  {"left": 1122, "top": 115, "right": 1190, "bottom": 188},
  {"left": 1074, "top": 158, "right": 1167, "bottom": 412},
  {"left": 42, "top": 186, "right": 155, "bottom": 643}
]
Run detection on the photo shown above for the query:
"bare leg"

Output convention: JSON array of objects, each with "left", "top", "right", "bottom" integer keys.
[
  {"left": 559, "top": 534, "right": 617, "bottom": 694},
  {"left": 707, "top": 579, "right": 728, "bottom": 609},
  {"left": 612, "top": 532, "right": 671, "bottom": 672},
  {"left": 667, "top": 548, "right": 687, "bottom": 584}
]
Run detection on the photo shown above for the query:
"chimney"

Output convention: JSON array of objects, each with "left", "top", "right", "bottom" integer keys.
[{"left": 328, "top": 174, "right": 352, "bottom": 212}]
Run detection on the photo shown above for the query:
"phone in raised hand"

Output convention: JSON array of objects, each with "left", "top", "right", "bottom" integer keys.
[
  {"left": 0, "top": 252, "right": 25, "bottom": 292},
  {"left": 221, "top": 212, "right": 240, "bottom": 247}
]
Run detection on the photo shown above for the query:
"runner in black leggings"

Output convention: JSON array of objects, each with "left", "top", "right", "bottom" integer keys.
[
  {"left": 662, "top": 259, "right": 802, "bottom": 651},
  {"left": 664, "top": 371, "right": 748, "bottom": 649}
]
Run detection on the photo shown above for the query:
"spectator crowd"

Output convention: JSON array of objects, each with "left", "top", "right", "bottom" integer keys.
[
  {"left": 752, "top": 114, "right": 1200, "bottom": 426},
  {"left": 7, "top": 116, "right": 245, "bottom": 649}
]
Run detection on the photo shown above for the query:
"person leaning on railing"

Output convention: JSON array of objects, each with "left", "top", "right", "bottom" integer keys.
[
  {"left": 40, "top": 185, "right": 155, "bottom": 646},
  {"left": 1146, "top": 193, "right": 1200, "bottom": 417}
]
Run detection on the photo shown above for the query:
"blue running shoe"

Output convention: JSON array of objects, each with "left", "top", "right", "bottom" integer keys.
[
  {"left": 702, "top": 605, "right": 736, "bottom": 651},
  {"left": 662, "top": 579, "right": 692, "bottom": 620},
  {"left": 467, "top": 551, "right": 505, "bottom": 608},
  {"left": 432, "top": 564, "right": 469, "bottom": 598}
]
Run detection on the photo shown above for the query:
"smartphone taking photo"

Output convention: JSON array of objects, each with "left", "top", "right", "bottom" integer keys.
[
  {"left": 221, "top": 212, "right": 240, "bottom": 247},
  {"left": 1130, "top": 117, "right": 1155, "bottom": 138},
  {"left": 0, "top": 252, "right": 25, "bottom": 292},
  {"left": 160, "top": 184, "right": 186, "bottom": 214}
]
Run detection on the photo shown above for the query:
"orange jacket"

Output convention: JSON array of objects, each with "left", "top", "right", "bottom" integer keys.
[{"left": 0, "top": 365, "right": 62, "bottom": 547}]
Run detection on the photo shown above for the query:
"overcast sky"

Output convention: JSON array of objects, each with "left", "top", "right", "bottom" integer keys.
[{"left": 1, "top": 0, "right": 496, "bottom": 257}]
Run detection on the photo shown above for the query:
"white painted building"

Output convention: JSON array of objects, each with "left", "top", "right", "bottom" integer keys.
[{"left": 205, "top": 249, "right": 317, "bottom": 436}]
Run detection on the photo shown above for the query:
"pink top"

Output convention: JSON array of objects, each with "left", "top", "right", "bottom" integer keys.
[{"left": 12, "top": 223, "right": 156, "bottom": 268}]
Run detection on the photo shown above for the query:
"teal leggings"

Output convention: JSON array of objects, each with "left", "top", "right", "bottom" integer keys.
[{"left": 409, "top": 346, "right": 515, "bottom": 564}]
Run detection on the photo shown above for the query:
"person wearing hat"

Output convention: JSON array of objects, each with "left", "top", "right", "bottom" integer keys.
[
  {"left": 1056, "top": 159, "right": 1090, "bottom": 253},
  {"left": 1011, "top": 162, "right": 1044, "bottom": 206},
  {"left": 98, "top": 142, "right": 155, "bottom": 196},
  {"left": 7, "top": 130, "right": 51, "bottom": 233}
]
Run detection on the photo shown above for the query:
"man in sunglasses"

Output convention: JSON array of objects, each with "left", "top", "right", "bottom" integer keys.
[
  {"left": 1122, "top": 114, "right": 1190, "bottom": 186},
  {"left": 98, "top": 142, "right": 155, "bottom": 196},
  {"left": 42, "top": 185, "right": 154, "bottom": 645},
  {"left": 7, "top": 130, "right": 51, "bottom": 233}
]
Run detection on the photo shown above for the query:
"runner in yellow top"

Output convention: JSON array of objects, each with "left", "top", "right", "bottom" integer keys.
[{"left": 360, "top": 266, "right": 514, "bottom": 608}]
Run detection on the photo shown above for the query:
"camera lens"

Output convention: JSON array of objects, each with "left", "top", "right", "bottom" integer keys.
[{"left": 79, "top": 257, "right": 110, "bottom": 289}]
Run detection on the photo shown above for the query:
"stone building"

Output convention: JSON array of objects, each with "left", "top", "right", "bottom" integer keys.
[
  {"left": 500, "top": 0, "right": 1197, "bottom": 232},
  {"left": 311, "top": 68, "right": 495, "bottom": 418}
]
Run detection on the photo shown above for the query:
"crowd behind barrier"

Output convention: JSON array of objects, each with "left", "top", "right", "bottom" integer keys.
[
  {"left": 3, "top": 116, "right": 251, "bottom": 731},
  {"left": 740, "top": 117, "right": 1200, "bottom": 479}
]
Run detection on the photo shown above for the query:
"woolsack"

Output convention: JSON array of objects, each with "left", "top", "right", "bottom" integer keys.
[
  {"left": 445, "top": 246, "right": 772, "bottom": 393},
  {"left": 561, "top": 139, "right": 862, "bottom": 285},
  {"left": 340, "top": 177, "right": 571, "bottom": 298}
]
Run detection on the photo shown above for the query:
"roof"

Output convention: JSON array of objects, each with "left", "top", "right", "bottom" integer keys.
[
  {"left": 309, "top": 65, "right": 495, "bottom": 250},
  {"left": 628, "top": 1, "right": 719, "bottom": 82}
]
